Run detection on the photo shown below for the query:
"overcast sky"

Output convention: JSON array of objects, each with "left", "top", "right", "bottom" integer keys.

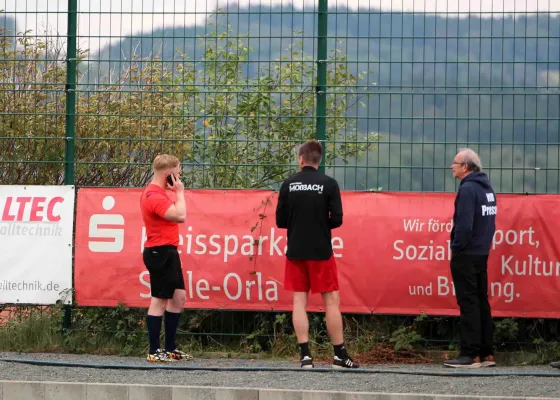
[{"left": 2, "top": 0, "right": 559, "bottom": 53}]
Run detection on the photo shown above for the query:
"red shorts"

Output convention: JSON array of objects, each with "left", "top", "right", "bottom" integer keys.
[{"left": 284, "top": 255, "right": 339, "bottom": 294}]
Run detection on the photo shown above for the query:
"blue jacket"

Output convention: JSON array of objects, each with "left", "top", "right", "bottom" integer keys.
[{"left": 450, "top": 172, "right": 497, "bottom": 255}]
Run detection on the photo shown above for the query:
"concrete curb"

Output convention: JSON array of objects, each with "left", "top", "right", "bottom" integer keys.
[{"left": 0, "top": 381, "right": 558, "bottom": 400}]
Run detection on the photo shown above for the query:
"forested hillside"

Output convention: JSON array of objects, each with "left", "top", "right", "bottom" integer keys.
[
  {"left": 3, "top": 7, "right": 559, "bottom": 192},
  {"left": 85, "top": 6, "right": 560, "bottom": 192}
]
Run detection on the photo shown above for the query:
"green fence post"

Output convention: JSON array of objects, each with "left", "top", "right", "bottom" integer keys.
[
  {"left": 63, "top": 0, "right": 78, "bottom": 333},
  {"left": 315, "top": 0, "right": 328, "bottom": 174}
]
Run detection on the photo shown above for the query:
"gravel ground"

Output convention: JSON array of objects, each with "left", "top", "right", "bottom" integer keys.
[{"left": 0, "top": 352, "right": 559, "bottom": 398}]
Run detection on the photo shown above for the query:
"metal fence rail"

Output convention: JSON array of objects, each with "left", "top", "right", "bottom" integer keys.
[
  {"left": 2, "top": 0, "right": 558, "bottom": 193},
  {"left": 1, "top": 0, "right": 560, "bottom": 356}
]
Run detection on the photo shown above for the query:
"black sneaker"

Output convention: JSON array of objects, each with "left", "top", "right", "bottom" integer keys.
[
  {"left": 443, "top": 356, "right": 481, "bottom": 368},
  {"left": 300, "top": 355, "right": 314, "bottom": 368},
  {"left": 333, "top": 355, "right": 359, "bottom": 369}
]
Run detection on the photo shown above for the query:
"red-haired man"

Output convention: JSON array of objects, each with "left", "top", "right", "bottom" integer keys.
[{"left": 140, "top": 154, "right": 193, "bottom": 363}]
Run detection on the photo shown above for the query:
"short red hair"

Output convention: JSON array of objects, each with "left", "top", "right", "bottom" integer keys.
[{"left": 153, "top": 154, "right": 179, "bottom": 171}]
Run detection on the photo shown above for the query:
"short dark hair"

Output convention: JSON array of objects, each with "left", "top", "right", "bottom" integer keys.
[{"left": 298, "top": 139, "right": 322, "bottom": 165}]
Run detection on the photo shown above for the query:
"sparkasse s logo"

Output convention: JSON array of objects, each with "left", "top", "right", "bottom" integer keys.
[{"left": 88, "top": 196, "right": 125, "bottom": 252}]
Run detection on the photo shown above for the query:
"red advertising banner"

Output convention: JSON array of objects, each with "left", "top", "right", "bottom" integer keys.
[{"left": 74, "top": 188, "right": 560, "bottom": 318}]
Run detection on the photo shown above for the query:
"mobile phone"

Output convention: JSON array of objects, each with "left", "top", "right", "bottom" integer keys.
[{"left": 166, "top": 173, "right": 175, "bottom": 186}]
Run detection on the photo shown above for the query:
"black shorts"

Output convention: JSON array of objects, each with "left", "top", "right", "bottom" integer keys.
[{"left": 143, "top": 245, "right": 185, "bottom": 299}]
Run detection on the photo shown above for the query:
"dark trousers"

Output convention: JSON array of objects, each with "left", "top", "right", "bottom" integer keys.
[{"left": 450, "top": 253, "right": 494, "bottom": 359}]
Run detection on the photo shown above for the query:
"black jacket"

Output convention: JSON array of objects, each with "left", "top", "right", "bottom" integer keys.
[
  {"left": 450, "top": 172, "right": 497, "bottom": 256},
  {"left": 275, "top": 166, "right": 343, "bottom": 260}
]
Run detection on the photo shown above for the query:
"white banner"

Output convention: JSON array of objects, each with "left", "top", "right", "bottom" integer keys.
[{"left": 0, "top": 185, "right": 75, "bottom": 305}]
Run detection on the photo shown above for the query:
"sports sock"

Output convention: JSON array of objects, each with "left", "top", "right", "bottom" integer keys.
[
  {"left": 299, "top": 342, "right": 311, "bottom": 359},
  {"left": 164, "top": 310, "right": 181, "bottom": 351},
  {"left": 333, "top": 343, "right": 347, "bottom": 359},
  {"left": 146, "top": 314, "right": 163, "bottom": 354}
]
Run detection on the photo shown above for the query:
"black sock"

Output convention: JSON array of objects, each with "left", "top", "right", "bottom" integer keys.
[
  {"left": 333, "top": 343, "right": 347, "bottom": 359},
  {"left": 299, "top": 342, "right": 311, "bottom": 359},
  {"left": 146, "top": 314, "right": 163, "bottom": 354},
  {"left": 164, "top": 310, "right": 181, "bottom": 351}
]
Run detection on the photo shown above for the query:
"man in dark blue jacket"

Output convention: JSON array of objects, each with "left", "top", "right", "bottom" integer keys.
[{"left": 444, "top": 148, "right": 497, "bottom": 369}]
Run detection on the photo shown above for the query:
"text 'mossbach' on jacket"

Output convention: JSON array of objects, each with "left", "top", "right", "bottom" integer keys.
[{"left": 275, "top": 166, "right": 343, "bottom": 260}]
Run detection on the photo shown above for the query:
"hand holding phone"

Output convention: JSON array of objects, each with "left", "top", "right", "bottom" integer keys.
[
  {"left": 166, "top": 173, "right": 184, "bottom": 191},
  {"left": 166, "top": 173, "right": 175, "bottom": 187}
]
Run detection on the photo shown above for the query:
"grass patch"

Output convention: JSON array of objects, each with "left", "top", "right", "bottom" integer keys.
[
  {"left": 0, "top": 305, "right": 557, "bottom": 366},
  {"left": 0, "top": 307, "right": 63, "bottom": 353},
  {"left": 0, "top": 305, "right": 431, "bottom": 363}
]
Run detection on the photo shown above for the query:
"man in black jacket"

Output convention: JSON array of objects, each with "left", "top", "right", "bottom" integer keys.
[
  {"left": 444, "top": 148, "right": 497, "bottom": 368},
  {"left": 275, "top": 139, "right": 358, "bottom": 369}
]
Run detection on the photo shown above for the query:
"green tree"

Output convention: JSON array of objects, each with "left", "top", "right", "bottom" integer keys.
[
  {"left": 0, "top": 28, "right": 67, "bottom": 185},
  {"left": 185, "top": 21, "right": 379, "bottom": 189},
  {"left": 2, "top": 15, "right": 379, "bottom": 188}
]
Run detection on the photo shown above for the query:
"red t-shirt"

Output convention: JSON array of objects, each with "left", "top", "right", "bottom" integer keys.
[{"left": 140, "top": 184, "right": 180, "bottom": 248}]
